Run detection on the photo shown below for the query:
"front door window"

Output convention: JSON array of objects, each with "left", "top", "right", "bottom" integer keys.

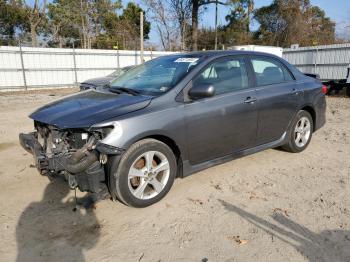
[{"left": 192, "top": 57, "right": 249, "bottom": 95}]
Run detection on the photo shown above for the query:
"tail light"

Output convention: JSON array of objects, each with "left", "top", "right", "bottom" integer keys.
[{"left": 321, "top": 85, "right": 328, "bottom": 94}]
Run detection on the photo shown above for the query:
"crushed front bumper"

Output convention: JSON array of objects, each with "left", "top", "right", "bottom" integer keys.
[{"left": 19, "top": 131, "right": 107, "bottom": 193}]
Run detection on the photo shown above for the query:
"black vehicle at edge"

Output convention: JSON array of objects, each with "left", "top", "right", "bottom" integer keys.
[
  {"left": 19, "top": 50, "right": 326, "bottom": 208},
  {"left": 79, "top": 66, "right": 133, "bottom": 91}
]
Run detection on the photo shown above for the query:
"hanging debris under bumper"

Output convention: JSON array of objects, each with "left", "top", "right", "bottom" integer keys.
[{"left": 19, "top": 132, "right": 49, "bottom": 175}]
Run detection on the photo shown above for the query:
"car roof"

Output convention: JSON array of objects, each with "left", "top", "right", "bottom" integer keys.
[{"left": 163, "top": 50, "right": 282, "bottom": 60}]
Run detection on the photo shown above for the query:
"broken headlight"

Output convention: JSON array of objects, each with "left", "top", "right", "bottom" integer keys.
[
  {"left": 89, "top": 121, "right": 124, "bottom": 155},
  {"left": 90, "top": 121, "right": 123, "bottom": 143}
]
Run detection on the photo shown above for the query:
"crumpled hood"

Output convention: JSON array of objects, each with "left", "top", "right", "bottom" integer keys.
[{"left": 30, "top": 89, "right": 152, "bottom": 129}]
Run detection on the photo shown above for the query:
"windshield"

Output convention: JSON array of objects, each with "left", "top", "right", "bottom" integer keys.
[{"left": 110, "top": 55, "right": 204, "bottom": 95}]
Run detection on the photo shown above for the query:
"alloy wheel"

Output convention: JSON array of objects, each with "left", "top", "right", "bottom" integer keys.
[
  {"left": 294, "top": 116, "right": 311, "bottom": 148},
  {"left": 127, "top": 151, "right": 170, "bottom": 200}
]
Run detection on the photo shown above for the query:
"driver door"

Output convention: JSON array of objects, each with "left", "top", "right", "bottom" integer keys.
[{"left": 185, "top": 56, "right": 258, "bottom": 165}]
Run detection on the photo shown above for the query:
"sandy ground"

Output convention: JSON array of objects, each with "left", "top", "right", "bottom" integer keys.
[{"left": 0, "top": 89, "right": 349, "bottom": 262}]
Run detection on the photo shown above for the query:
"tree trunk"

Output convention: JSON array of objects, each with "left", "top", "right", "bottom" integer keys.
[
  {"left": 191, "top": 0, "right": 199, "bottom": 51},
  {"left": 156, "top": 24, "right": 167, "bottom": 51},
  {"left": 30, "top": 24, "right": 38, "bottom": 47},
  {"left": 182, "top": 21, "right": 186, "bottom": 50},
  {"left": 80, "top": 0, "right": 87, "bottom": 49},
  {"left": 94, "top": 16, "right": 99, "bottom": 48},
  {"left": 81, "top": 15, "right": 87, "bottom": 48}
]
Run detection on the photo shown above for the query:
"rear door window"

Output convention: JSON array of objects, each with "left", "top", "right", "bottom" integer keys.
[{"left": 251, "top": 57, "right": 294, "bottom": 86}]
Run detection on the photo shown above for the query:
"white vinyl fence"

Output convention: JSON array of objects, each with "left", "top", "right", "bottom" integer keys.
[
  {"left": 0, "top": 46, "right": 175, "bottom": 90},
  {"left": 283, "top": 43, "right": 350, "bottom": 81}
]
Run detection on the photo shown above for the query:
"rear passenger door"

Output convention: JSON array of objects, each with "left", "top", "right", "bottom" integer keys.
[{"left": 249, "top": 55, "right": 301, "bottom": 145}]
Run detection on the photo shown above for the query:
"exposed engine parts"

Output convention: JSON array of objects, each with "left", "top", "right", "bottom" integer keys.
[{"left": 19, "top": 121, "right": 123, "bottom": 194}]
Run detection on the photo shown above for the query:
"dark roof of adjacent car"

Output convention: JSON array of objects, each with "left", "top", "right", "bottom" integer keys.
[{"left": 122, "top": 65, "right": 134, "bottom": 70}]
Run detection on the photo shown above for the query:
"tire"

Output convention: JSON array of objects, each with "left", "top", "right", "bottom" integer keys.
[
  {"left": 346, "top": 86, "right": 350, "bottom": 97},
  {"left": 282, "top": 110, "right": 313, "bottom": 153},
  {"left": 108, "top": 138, "right": 177, "bottom": 208}
]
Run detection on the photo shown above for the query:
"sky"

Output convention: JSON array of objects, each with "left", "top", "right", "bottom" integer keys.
[
  {"left": 200, "top": 0, "right": 350, "bottom": 30},
  {"left": 26, "top": 0, "right": 350, "bottom": 47}
]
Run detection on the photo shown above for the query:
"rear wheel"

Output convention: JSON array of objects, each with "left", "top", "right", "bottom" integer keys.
[
  {"left": 282, "top": 110, "right": 313, "bottom": 153},
  {"left": 346, "top": 86, "right": 350, "bottom": 97},
  {"left": 109, "top": 139, "right": 177, "bottom": 207}
]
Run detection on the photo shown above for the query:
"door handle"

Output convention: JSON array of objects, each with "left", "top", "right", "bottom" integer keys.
[{"left": 244, "top": 97, "right": 257, "bottom": 104}]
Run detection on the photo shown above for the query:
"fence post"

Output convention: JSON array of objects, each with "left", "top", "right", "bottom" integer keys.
[
  {"left": 135, "top": 49, "right": 138, "bottom": 65},
  {"left": 19, "top": 45, "right": 27, "bottom": 90},
  {"left": 314, "top": 47, "right": 318, "bottom": 74},
  {"left": 72, "top": 43, "right": 78, "bottom": 87},
  {"left": 117, "top": 49, "right": 120, "bottom": 68}
]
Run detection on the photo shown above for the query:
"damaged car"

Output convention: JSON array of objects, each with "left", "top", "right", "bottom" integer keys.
[{"left": 20, "top": 51, "right": 326, "bottom": 208}]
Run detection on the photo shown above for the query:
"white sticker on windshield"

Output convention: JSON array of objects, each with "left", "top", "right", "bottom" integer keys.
[
  {"left": 174, "top": 57, "right": 199, "bottom": 63},
  {"left": 160, "top": 86, "right": 169, "bottom": 92}
]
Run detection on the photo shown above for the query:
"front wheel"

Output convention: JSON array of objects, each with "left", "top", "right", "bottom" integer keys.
[
  {"left": 108, "top": 139, "right": 177, "bottom": 208},
  {"left": 282, "top": 110, "right": 313, "bottom": 153}
]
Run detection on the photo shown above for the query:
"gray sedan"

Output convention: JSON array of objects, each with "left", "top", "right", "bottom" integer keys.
[{"left": 20, "top": 51, "right": 326, "bottom": 208}]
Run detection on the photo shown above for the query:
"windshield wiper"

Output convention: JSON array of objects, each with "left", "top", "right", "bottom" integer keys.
[{"left": 109, "top": 86, "right": 140, "bottom": 96}]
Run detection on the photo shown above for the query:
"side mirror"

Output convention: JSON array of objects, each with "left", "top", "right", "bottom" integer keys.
[{"left": 188, "top": 83, "right": 215, "bottom": 99}]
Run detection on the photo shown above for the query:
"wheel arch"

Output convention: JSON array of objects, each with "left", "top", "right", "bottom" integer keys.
[
  {"left": 300, "top": 105, "right": 316, "bottom": 131},
  {"left": 125, "top": 132, "right": 185, "bottom": 178}
]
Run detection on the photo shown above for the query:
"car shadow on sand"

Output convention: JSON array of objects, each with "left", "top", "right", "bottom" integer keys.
[
  {"left": 218, "top": 200, "right": 350, "bottom": 262},
  {"left": 16, "top": 176, "right": 101, "bottom": 262}
]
